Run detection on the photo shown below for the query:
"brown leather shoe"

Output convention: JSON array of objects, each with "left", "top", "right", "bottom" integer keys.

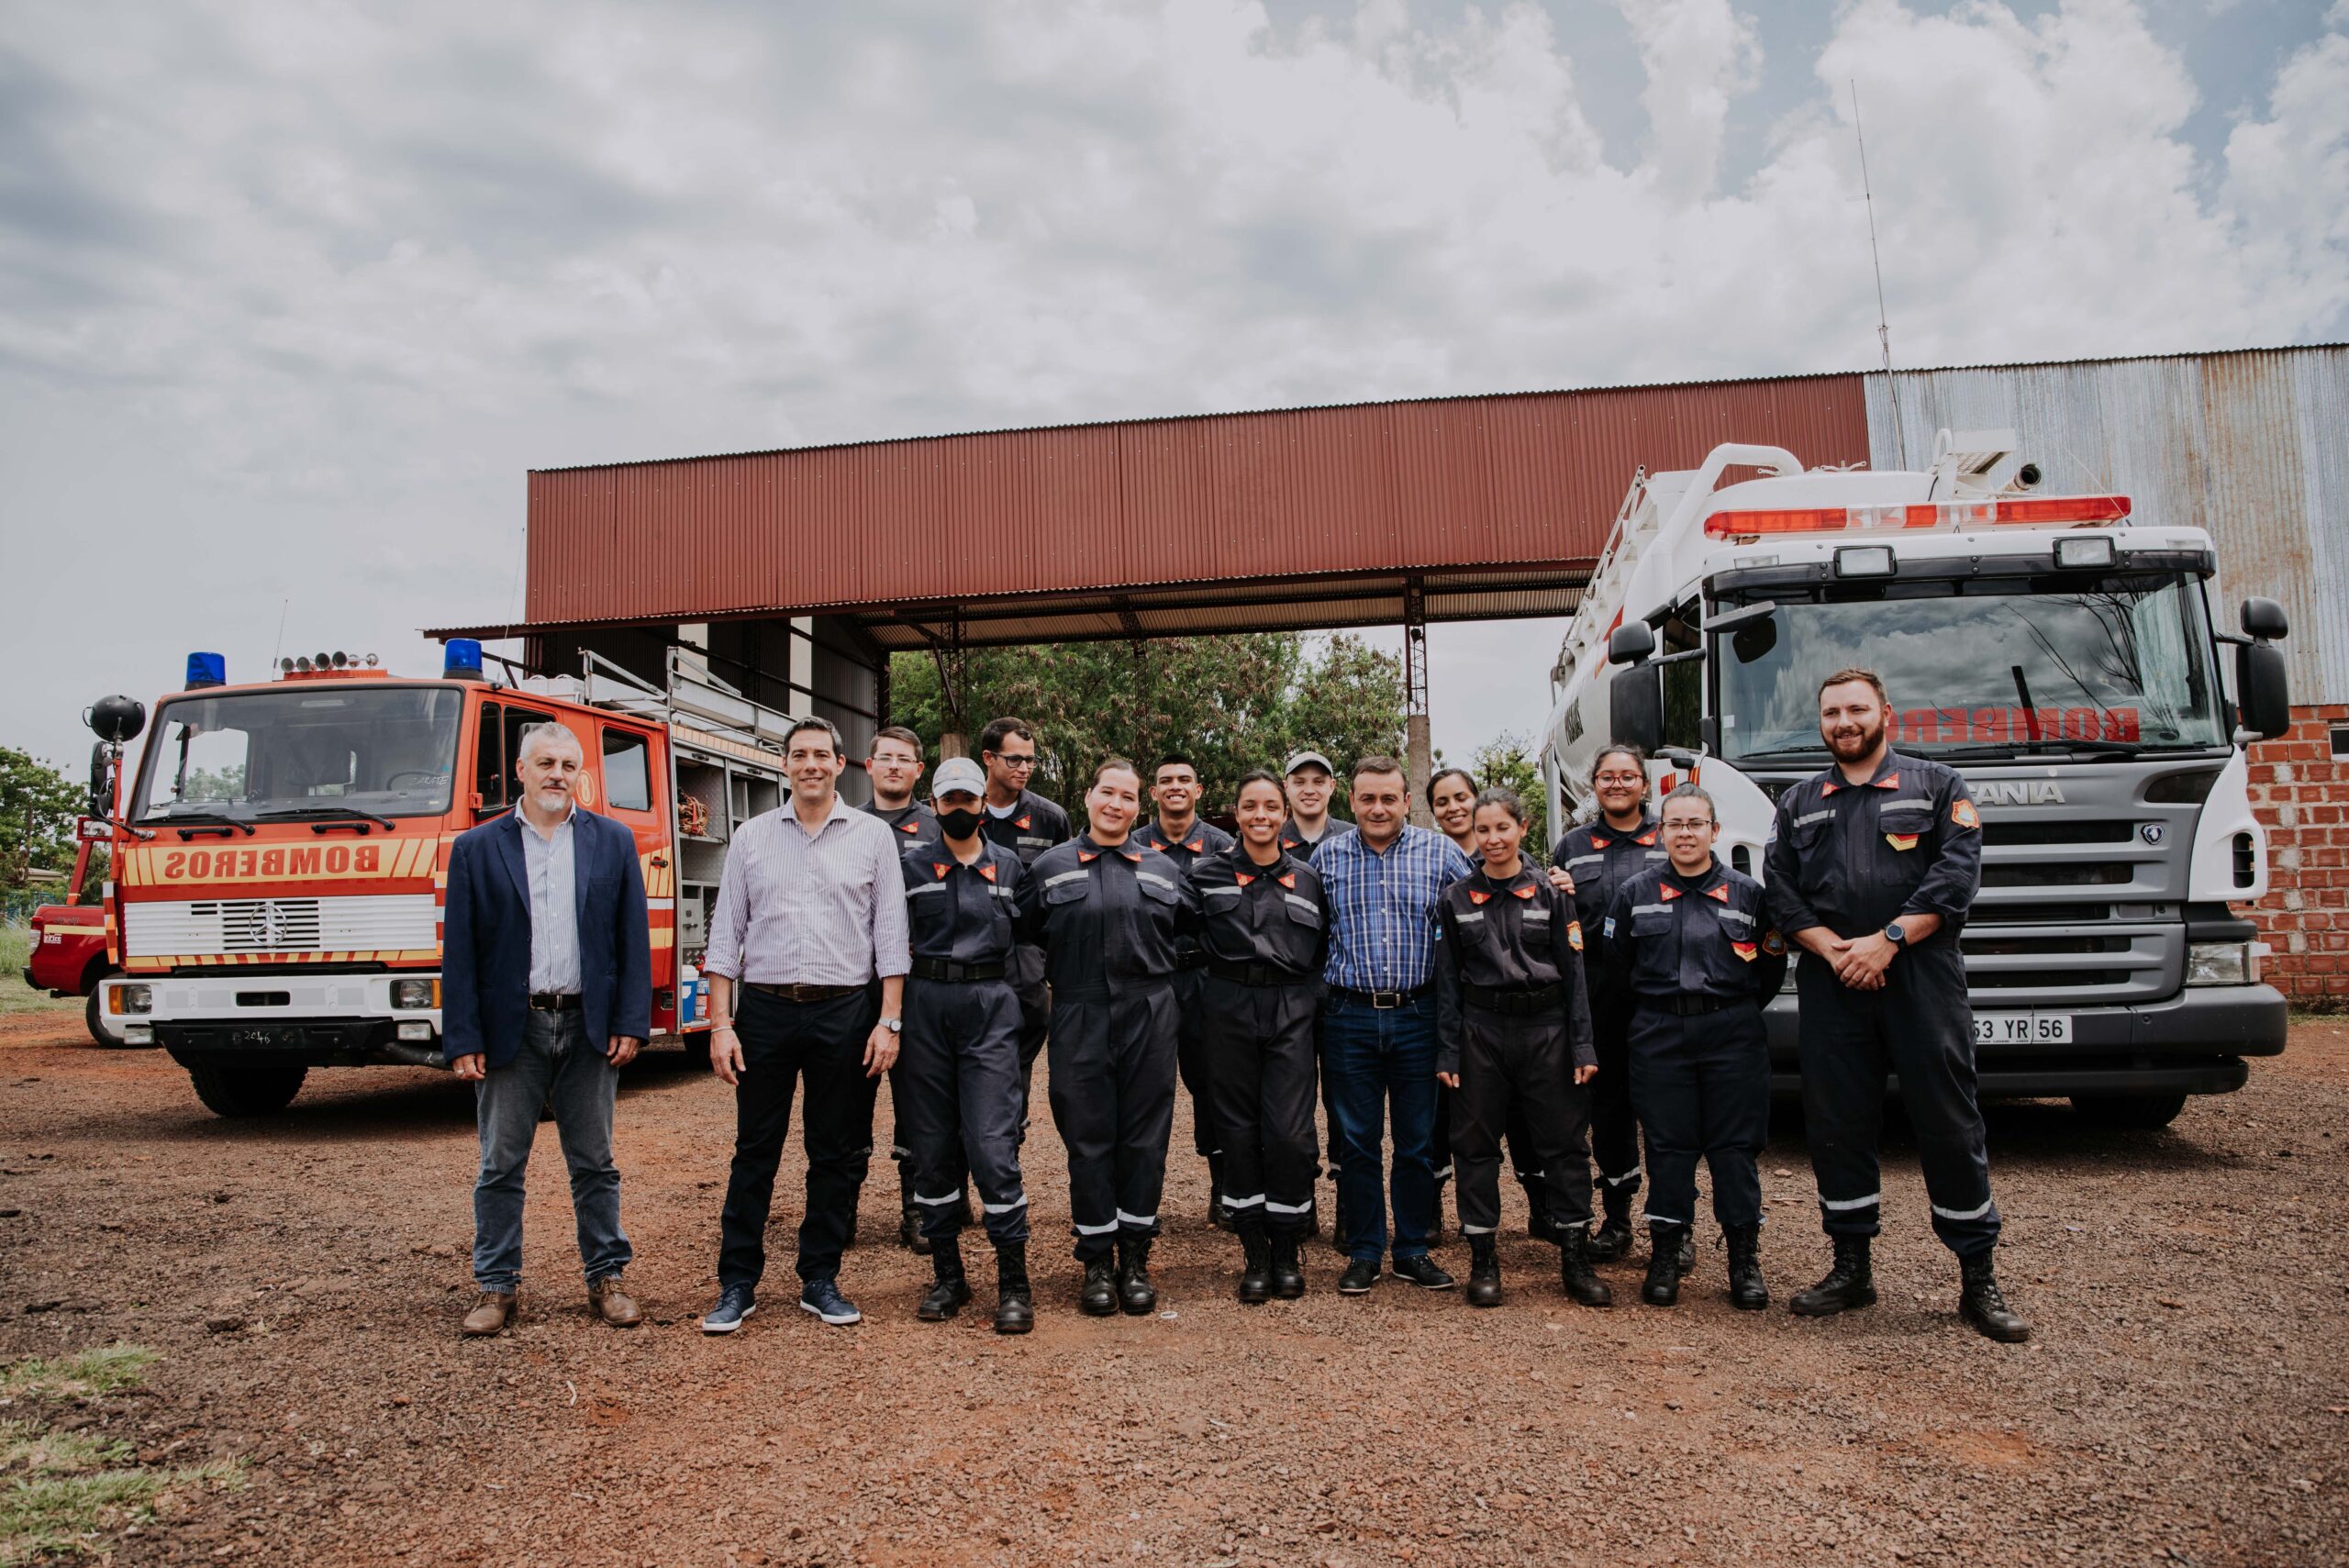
[
  {"left": 462, "top": 1291, "right": 515, "bottom": 1336},
  {"left": 588, "top": 1276, "right": 641, "bottom": 1328}
]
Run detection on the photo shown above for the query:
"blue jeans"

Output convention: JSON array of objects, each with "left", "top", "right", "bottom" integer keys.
[
  {"left": 1321, "top": 991, "right": 1439, "bottom": 1262},
  {"left": 473, "top": 1008, "right": 631, "bottom": 1292}
]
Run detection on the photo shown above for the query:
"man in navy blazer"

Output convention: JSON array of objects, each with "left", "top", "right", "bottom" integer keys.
[{"left": 442, "top": 720, "right": 651, "bottom": 1336}]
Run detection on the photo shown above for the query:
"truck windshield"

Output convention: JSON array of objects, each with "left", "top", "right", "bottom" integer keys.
[
  {"left": 135, "top": 685, "right": 465, "bottom": 824},
  {"left": 1717, "top": 572, "right": 2227, "bottom": 762}
]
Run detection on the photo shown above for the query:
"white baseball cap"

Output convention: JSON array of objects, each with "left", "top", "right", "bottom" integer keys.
[
  {"left": 1284, "top": 749, "right": 1335, "bottom": 777},
  {"left": 931, "top": 757, "right": 986, "bottom": 797}
]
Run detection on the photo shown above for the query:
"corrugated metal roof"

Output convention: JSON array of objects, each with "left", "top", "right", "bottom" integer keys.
[
  {"left": 1865, "top": 345, "right": 2347, "bottom": 704},
  {"left": 508, "top": 373, "right": 1869, "bottom": 634}
]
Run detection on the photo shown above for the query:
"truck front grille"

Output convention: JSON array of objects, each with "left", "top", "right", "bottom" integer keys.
[{"left": 124, "top": 895, "right": 439, "bottom": 958}]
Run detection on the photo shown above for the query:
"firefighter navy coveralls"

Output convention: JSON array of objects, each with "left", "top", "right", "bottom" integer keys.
[
  {"left": 1600, "top": 859, "right": 1786, "bottom": 1235},
  {"left": 1192, "top": 845, "right": 1328, "bottom": 1232},
  {"left": 1553, "top": 817, "right": 1669, "bottom": 1212},
  {"left": 985, "top": 790, "right": 1072, "bottom": 1111},
  {"left": 1762, "top": 751, "right": 1999, "bottom": 1257},
  {"left": 896, "top": 836, "right": 1030, "bottom": 1247},
  {"left": 1016, "top": 835, "right": 1202, "bottom": 1259},
  {"left": 864, "top": 798, "right": 943, "bottom": 1229},
  {"left": 1431, "top": 867, "right": 1598, "bottom": 1240},
  {"left": 1132, "top": 817, "right": 1238, "bottom": 1182}
]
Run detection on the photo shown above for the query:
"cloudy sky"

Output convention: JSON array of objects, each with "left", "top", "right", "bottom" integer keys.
[{"left": 3, "top": 0, "right": 2343, "bottom": 778}]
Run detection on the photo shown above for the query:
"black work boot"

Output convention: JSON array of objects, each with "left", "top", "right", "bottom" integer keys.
[
  {"left": 1116, "top": 1236, "right": 1157, "bottom": 1316},
  {"left": 917, "top": 1236, "right": 971, "bottom": 1321},
  {"left": 1523, "top": 1184, "right": 1559, "bottom": 1244},
  {"left": 1079, "top": 1255, "right": 1119, "bottom": 1317},
  {"left": 1587, "top": 1184, "right": 1634, "bottom": 1262},
  {"left": 1559, "top": 1228, "right": 1613, "bottom": 1307},
  {"left": 1237, "top": 1225, "right": 1273, "bottom": 1305},
  {"left": 899, "top": 1200, "right": 931, "bottom": 1256},
  {"left": 1676, "top": 1225, "right": 1697, "bottom": 1276},
  {"left": 1724, "top": 1223, "right": 1768, "bottom": 1311},
  {"left": 1330, "top": 1187, "right": 1353, "bottom": 1255},
  {"left": 1790, "top": 1236, "right": 1876, "bottom": 1318},
  {"left": 1208, "top": 1153, "right": 1234, "bottom": 1232},
  {"left": 1958, "top": 1251, "right": 2032, "bottom": 1343},
  {"left": 1464, "top": 1236, "right": 1503, "bottom": 1307},
  {"left": 1269, "top": 1230, "right": 1306, "bottom": 1298},
  {"left": 993, "top": 1242, "right": 1033, "bottom": 1335},
  {"left": 1642, "top": 1225, "right": 1685, "bottom": 1307}
]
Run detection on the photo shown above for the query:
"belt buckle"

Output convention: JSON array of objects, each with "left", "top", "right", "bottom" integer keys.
[{"left": 1371, "top": 989, "right": 1402, "bottom": 1010}]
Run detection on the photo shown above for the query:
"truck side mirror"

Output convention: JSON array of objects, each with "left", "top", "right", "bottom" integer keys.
[
  {"left": 1611, "top": 664, "right": 1666, "bottom": 755},
  {"left": 1608, "top": 621, "right": 1656, "bottom": 667},
  {"left": 2239, "top": 596, "right": 2288, "bottom": 641},
  {"left": 2234, "top": 639, "right": 2291, "bottom": 742},
  {"left": 87, "top": 742, "right": 113, "bottom": 820}
]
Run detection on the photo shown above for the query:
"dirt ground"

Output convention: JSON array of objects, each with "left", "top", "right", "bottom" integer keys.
[{"left": 0, "top": 1003, "right": 2343, "bottom": 1568}]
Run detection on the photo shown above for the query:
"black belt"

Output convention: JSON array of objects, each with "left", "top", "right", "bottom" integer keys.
[
  {"left": 1330, "top": 985, "right": 1429, "bottom": 1010},
  {"left": 1462, "top": 982, "right": 1564, "bottom": 1018},
  {"left": 1208, "top": 960, "right": 1307, "bottom": 988},
  {"left": 909, "top": 958, "right": 1007, "bottom": 983},
  {"left": 527, "top": 992, "right": 582, "bottom": 1012},
  {"left": 744, "top": 982, "right": 863, "bottom": 1004},
  {"left": 1635, "top": 993, "right": 1751, "bottom": 1017},
  {"left": 1174, "top": 950, "right": 1209, "bottom": 971}
]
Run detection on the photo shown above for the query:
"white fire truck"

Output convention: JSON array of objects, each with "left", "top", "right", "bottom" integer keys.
[{"left": 1543, "top": 431, "right": 2292, "bottom": 1129}]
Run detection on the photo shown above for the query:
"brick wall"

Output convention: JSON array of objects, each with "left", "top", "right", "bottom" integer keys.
[{"left": 2245, "top": 704, "right": 2349, "bottom": 1007}]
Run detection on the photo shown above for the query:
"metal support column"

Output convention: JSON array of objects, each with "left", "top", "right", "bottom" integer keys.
[
  {"left": 934, "top": 612, "right": 971, "bottom": 759},
  {"left": 1403, "top": 581, "right": 1432, "bottom": 828}
]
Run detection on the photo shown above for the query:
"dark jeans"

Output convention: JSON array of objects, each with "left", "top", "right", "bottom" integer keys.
[
  {"left": 472, "top": 1007, "right": 629, "bottom": 1292},
  {"left": 1321, "top": 991, "right": 1439, "bottom": 1262},
  {"left": 717, "top": 985, "right": 879, "bottom": 1289}
]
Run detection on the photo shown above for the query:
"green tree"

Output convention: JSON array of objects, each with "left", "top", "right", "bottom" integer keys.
[
  {"left": 887, "top": 632, "right": 1406, "bottom": 816},
  {"left": 1465, "top": 730, "right": 1550, "bottom": 865},
  {"left": 0, "top": 748, "right": 99, "bottom": 895}
]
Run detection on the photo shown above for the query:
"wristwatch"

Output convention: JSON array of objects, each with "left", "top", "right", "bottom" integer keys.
[
  {"left": 1883, "top": 921, "right": 1908, "bottom": 949},
  {"left": 882, "top": 1017, "right": 902, "bottom": 1034}
]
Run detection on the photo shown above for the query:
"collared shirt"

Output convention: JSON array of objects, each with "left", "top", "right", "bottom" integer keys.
[
  {"left": 705, "top": 795, "right": 910, "bottom": 986},
  {"left": 1279, "top": 817, "right": 1353, "bottom": 862},
  {"left": 1316, "top": 824, "right": 1472, "bottom": 994},
  {"left": 1603, "top": 857, "right": 1787, "bottom": 1002},
  {"left": 1431, "top": 862, "right": 1595, "bottom": 1074},
  {"left": 1762, "top": 749, "right": 1982, "bottom": 945},
  {"left": 901, "top": 838, "right": 1025, "bottom": 965},
  {"left": 1014, "top": 833, "right": 1200, "bottom": 995},
  {"left": 518, "top": 804, "right": 582, "bottom": 995},
  {"left": 864, "top": 798, "right": 940, "bottom": 850}
]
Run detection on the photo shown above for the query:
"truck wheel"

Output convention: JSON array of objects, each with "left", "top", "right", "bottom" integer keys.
[
  {"left": 186, "top": 1062, "right": 309, "bottom": 1118},
  {"left": 2069, "top": 1092, "right": 2188, "bottom": 1131}
]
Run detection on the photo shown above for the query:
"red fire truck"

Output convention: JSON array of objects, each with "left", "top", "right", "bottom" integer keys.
[{"left": 92, "top": 640, "right": 794, "bottom": 1116}]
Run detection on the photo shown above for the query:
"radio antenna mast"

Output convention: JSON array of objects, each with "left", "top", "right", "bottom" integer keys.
[{"left": 1851, "top": 80, "right": 1907, "bottom": 470}]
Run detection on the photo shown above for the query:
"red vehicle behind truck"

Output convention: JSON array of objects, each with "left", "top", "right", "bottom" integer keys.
[
  {"left": 89, "top": 640, "right": 793, "bottom": 1117},
  {"left": 23, "top": 902, "right": 117, "bottom": 1045}
]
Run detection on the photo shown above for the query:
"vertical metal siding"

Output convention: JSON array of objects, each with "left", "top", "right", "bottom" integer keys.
[
  {"left": 1865, "top": 348, "right": 2346, "bottom": 705},
  {"left": 520, "top": 375, "right": 1870, "bottom": 632}
]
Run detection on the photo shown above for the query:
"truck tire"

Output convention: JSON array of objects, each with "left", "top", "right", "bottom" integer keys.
[
  {"left": 186, "top": 1062, "right": 309, "bottom": 1118},
  {"left": 2070, "top": 1092, "right": 2188, "bottom": 1131},
  {"left": 83, "top": 967, "right": 132, "bottom": 1049}
]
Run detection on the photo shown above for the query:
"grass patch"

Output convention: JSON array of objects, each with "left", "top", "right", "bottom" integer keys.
[
  {"left": 0, "top": 1349, "right": 241, "bottom": 1564},
  {"left": 0, "top": 926, "right": 80, "bottom": 1019},
  {"left": 0, "top": 1348, "right": 157, "bottom": 1402}
]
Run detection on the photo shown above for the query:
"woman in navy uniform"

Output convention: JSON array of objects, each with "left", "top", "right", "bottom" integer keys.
[
  {"left": 896, "top": 757, "right": 1034, "bottom": 1334},
  {"left": 1549, "top": 745, "right": 1672, "bottom": 1265},
  {"left": 1432, "top": 787, "right": 1609, "bottom": 1309},
  {"left": 1193, "top": 771, "right": 1329, "bottom": 1301},
  {"left": 1601, "top": 784, "right": 1786, "bottom": 1309},
  {"left": 1015, "top": 758, "right": 1202, "bottom": 1316}
]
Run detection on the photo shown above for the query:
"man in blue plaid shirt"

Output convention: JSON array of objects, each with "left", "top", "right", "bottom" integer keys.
[{"left": 1315, "top": 755, "right": 1474, "bottom": 1295}]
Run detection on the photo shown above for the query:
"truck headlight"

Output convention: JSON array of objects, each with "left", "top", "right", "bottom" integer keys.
[
  {"left": 2187, "top": 941, "right": 2251, "bottom": 986},
  {"left": 395, "top": 1020, "right": 435, "bottom": 1041},
  {"left": 110, "top": 984, "right": 152, "bottom": 1016},
  {"left": 390, "top": 978, "right": 440, "bottom": 1010}
]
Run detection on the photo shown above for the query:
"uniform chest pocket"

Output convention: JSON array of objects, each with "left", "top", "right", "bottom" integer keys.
[
  {"left": 907, "top": 881, "right": 952, "bottom": 918},
  {"left": 1135, "top": 871, "right": 1182, "bottom": 906},
  {"left": 1878, "top": 807, "right": 1932, "bottom": 852},
  {"left": 1629, "top": 904, "right": 1674, "bottom": 938},
  {"left": 1041, "top": 873, "right": 1091, "bottom": 907},
  {"left": 1788, "top": 807, "right": 1837, "bottom": 852},
  {"left": 1281, "top": 894, "right": 1324, "bottom": 930}
]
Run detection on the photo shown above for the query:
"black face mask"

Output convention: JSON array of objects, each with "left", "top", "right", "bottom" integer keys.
[{"left": 937, "top": 806, "right": 985, "bottom": 840}]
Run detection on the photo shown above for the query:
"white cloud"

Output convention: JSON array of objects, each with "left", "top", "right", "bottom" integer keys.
[{"left": 0, "top": 0, "right": 2343, "bottom": 772}]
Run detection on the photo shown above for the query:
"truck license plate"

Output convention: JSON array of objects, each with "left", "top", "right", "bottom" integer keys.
[{"left": 1973, "top": 1012, "right": 2072, "bottom": 1045}]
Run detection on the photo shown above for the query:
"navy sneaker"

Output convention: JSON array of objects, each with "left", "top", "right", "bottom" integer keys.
[
  {"left": 800, "top": 1278, "right": 862, "bottom": 1326},
  {"left": 700, "top": 1284, "right": 756, "bottom": 1335}
]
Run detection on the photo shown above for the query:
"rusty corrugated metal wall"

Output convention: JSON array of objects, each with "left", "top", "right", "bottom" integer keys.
[
  {"left": 522, "top": 373, "right": 1870, "bottom": 630},
  {"left": 1865, "top": 346, "right": 2349, "bottom": 705}
]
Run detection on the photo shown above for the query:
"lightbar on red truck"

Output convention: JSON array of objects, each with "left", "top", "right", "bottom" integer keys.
[{"left": 1703, "top": 495, "right": 2131, "bottom": 539}]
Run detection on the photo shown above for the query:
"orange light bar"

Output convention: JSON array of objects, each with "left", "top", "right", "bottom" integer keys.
[{"left": 1704, "top": 495, "right": 2132, "bottom": 538}]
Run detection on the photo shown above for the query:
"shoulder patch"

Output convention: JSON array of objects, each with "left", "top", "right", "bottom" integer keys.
[
  {"left": 1567, "top": 919, "right": 1584, "bottom": 952},
  {"left": 1763, "top": 929, "right": 1787, "bottom": 956},
  {"left": 1952, "top": 798, "right": 1979, "bottom": 830}
]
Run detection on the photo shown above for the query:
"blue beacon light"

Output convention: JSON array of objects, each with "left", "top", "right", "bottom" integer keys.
[
  {"left": 443, "top": 639, "right": 485, "bottom": 680},
  {"left": 184, "top": 652, "right": 227, "bottom": 689}
]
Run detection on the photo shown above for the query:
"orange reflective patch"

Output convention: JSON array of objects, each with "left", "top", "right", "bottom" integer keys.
[
  {"left": 1567, "top": 920, "right": 1585, "bottom": 951},
  {"left": 1885, "top": 833, "right": 1920, "bottom": 851},
  {"left": 1731, "top": 940, "right": 1757, "bottom": 962}
]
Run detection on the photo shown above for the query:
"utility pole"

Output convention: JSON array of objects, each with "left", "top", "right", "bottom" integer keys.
[{"left": 1403, "top": 582, "right": 1432, "bottom": 828}]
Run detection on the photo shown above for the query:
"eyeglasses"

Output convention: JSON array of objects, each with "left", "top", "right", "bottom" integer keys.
[
  {"left": 992, "top": 755, "right": 1037, "bottom": 769},
  {"left": 1594, "top": 773, "right": 1644, "bottom": 787},
  {"left": 1660, "top": 818, "right": 1714, "bottom": 833}
]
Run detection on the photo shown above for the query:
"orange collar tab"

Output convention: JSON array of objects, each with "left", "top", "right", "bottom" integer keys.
[
  {"left": 1077, "top": 850, "right": 1097, "bottom": 863},
  {"left": 1468, "top": 889, "right": 1491, "bottom": 905},
  {"left": 1660, "top": 884, "right": 1682, "bottom": 901},
  {"left": 977, "top": 862, "right": 998, "bottom": 882},
  {"left": 1512, "top": 884, "right": 1538, "bottom": 899},
  {"left": 1235, "top": 872, "right": 1254, "bottom": 887},
  {"left": 1278, "top": 873, "right": 1297, "bottom": 889},
  {"left": 1704, "top": 883, "right": 1730, "bottom": 903},
  {"left": 932, "top": 862, "right": 951, "bottom": 879}
]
